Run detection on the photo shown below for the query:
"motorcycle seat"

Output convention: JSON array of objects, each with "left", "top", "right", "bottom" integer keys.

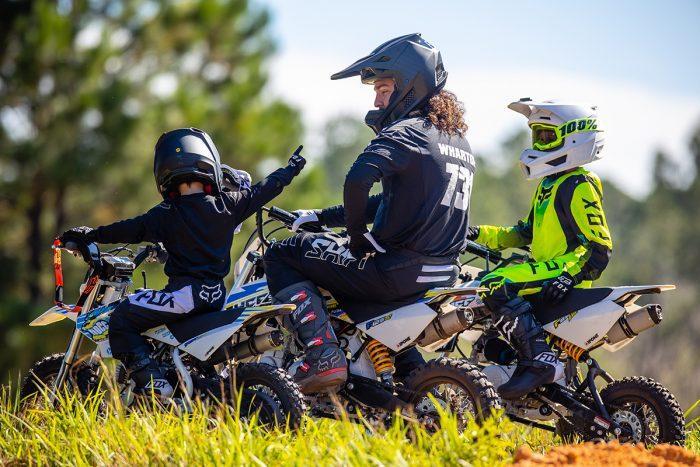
[
  {"left": 165, "top": 305, "right": 294, "bottom": 345},
  {"left": 531, "top": 287, "right": 614, "bottom": 326}
]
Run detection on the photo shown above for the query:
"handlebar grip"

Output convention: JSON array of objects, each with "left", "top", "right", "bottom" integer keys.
[
  {"left": 133, "top": 244, "right": 166, "bottom": 268},
  {"left": 133, "top": 250, "right": 149, "bottom": 268},
  {"left": 63, "top": 241, "right": 80, "bottom": 251},
  {"left": 462, "top": 240, "right": 503, "bottom": 262},
  {"left": 268, "top": 206, "right": 297, "bottom": 225}
]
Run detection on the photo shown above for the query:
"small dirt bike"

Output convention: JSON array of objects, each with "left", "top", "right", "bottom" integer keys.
[
  {"left": 441, "top": 241, "right": 685, "bottom": 445},
  {"left": 215, "top": 206, "right": 501, "bottom": 429},
  {"left": 22, "top": 240, "right": 306, "bottom": 427}
]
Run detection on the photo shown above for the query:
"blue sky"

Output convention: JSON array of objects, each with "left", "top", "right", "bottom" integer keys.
[{"left": 259, "top": 0, "right": 700, "bottom": 196}]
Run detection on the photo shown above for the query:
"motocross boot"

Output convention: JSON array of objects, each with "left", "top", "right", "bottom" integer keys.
[
  {"left": 125, "top": 354, "right": 174, "bottom": 399},
  {"left": 275, "top": 282, "right": 348, "bottom": 394},
  {"left": 490, "top": 297, "right": 563, "bottom": 399}
]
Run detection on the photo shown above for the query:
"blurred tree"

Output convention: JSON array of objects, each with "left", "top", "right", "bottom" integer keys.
[
  {"left": 1, "top": 1, "right": 697, "bottom": 406},
  {"left": 0, "top": 0, "right": 301, "bottom": 377},
  {"left": 319, "top": 115, "right": 373, "bottom": 192}
]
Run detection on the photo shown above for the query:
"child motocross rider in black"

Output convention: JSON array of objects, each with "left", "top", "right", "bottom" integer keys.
[{"left": 60, "top": 128, "right": 305, "bottom": 397}]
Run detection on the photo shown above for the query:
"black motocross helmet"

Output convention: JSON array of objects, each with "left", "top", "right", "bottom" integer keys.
[
  {"left": 153, "top": 128, "right": 223, "bottom": 199},
  {"left": 331, "top": 33, "right": 448, "bottom": 134}
]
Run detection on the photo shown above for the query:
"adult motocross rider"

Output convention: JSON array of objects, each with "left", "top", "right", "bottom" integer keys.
[{"left": 263, "top": 33, "right": 475, "bottom": 394}]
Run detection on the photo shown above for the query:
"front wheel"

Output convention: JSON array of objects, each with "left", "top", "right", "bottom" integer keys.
[
  {"left": 227, "top": 363, "right": 307, "bottom": 429},
  {"left": 601, "top": 376, "right": 685, "bottom": 446},
  {"left": 20, "top": 353, "right": 100, "bottom": 408},
  {"left": 403, "top": 357, "right": 501, "bottom": 430}
]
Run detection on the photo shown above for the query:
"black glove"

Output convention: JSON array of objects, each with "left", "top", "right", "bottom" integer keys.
[
  {"left": 467, "top": 226, "right": 480, "bottom": 241},
  {"left": 286, "top": 145, "right": 306, "bottom": 176},
  {"left": 59, "top": 226, "right": 95, "bottom": 247},
  {"left": 348, "top": 231, "right": 385, "bottom": 259},
  {"left": 541, "top": 272, "right": 576, "bottom": 304},
  {"left": 221, "top": 164, "right": 252, "bottom": 192},
  {"left": 58, "top": 226, "right": 97, "bottom": 265}
]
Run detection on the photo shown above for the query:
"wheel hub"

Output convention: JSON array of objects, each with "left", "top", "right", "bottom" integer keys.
[{"left": 612, "top": 410, "right": 643, "bottom": 442}]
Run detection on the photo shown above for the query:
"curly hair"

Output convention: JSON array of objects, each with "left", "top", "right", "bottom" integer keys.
[{"left": 424, "top": 90, "right": 468, "bottom": 136}]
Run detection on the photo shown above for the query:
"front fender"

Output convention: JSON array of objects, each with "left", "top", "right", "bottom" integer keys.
[{"left": 29, "top": 305, "right": 78, "bottom": 326}]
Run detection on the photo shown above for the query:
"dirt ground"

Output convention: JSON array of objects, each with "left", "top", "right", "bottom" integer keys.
[{"left": 512, "top": 441, "right": 700, "bottom": 466}]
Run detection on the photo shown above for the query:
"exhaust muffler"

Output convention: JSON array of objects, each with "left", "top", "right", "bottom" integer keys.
[
  {"left": 416, "top": 308, "right": 473, "bottom": 347},
  {"left": 208, "top": 330, "right": 284, "bottom": 364},
  {"left": 605, "top": 304, "right": 663, "bottom": 345}
]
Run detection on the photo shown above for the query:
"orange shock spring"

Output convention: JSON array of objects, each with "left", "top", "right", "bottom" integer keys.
[
  {"left": 366, "top": 339, "right": 395, "bottom": 378},
  {"left": 552, "top": 336, "right": 586, "bottom": 361}
]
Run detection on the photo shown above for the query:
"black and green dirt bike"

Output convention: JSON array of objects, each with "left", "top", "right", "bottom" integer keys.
[
  {"left": 21, "top": 239, "right": 307, "bottom": 427},
  {"left": 434, "top": 241, "right": 686, "bottom": 445}
]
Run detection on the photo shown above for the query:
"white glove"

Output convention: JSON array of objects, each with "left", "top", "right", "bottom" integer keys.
[
  {"left": 291, "top": 209, "right": 319, "bottom": 232},
  {"left": 364, "top": 232, "right": 386, "bottom": 253},
  {"left": 235, "top": 169, "right": 252, "bottom": 190}
]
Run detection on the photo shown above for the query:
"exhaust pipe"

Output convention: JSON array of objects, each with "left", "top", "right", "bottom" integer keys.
[
  {"left": 605, "top": 304, "right": 663, "bottom": 345},
  {"left": 416, "top": 308, "right": 473, "bottom": 347},
  {"left": 208, "top": 330, "right": 284, "bottom": 364}
]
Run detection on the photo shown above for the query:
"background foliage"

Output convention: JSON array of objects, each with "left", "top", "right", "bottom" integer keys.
[{"left": 0, "top": 0, "right": 697, "bottom": 412}]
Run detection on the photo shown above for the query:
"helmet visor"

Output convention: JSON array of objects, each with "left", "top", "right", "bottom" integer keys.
[{"left": 531, "top": 123, "right": 564, "bottom": 151}]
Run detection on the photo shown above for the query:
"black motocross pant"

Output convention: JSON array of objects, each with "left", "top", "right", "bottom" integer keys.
[
  {"left": 264, "top": 232, "right": 459, "bottom": 322},
  {"left": 263, "top": 232, "right": 459, "bottom": 376},
  {"left": 108, "top": 278, "right": 226, "bottom": 361}
]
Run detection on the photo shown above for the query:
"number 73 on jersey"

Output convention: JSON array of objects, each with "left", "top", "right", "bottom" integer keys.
[{"left": 440, "top": 162, "right": 473, "bottom": 211}]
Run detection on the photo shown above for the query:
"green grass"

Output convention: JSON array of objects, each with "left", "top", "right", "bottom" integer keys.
[{"left": 1, "top": 386, "right": 698, "bottom": 466}]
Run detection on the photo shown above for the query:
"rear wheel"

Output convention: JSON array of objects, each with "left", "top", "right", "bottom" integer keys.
[
  {"left": 227, "top": 363, "right": 307, "bottom": 429},
  {"left": 601, "top": 376, "right": 685, "bottom": 446},
  {"left": 403, "top": 357, "right": 501, "bottom": 431}
]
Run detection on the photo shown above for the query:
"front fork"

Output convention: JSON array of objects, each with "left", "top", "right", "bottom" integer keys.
[
  {"left": 50, "top": 284, "right": 99, "bottom": 402},
  {"left": 50, "top": 329, "right": 84, "bottom": 402}
]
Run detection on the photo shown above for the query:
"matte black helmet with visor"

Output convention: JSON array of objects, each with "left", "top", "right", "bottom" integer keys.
[
  {"left": 153, "top": 128, "right": 223, "bottom": 199},
  {"left": 331, "top": 33, "right": 448, "bottom": 134}
]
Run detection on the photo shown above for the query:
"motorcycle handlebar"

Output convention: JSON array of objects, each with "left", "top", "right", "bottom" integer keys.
[
  {"left": 267, "top": 206, "right": 297, "bottom": 226},
  {"left": 55, "top": 240, "right": 164, "bottom": 269},
  {"left": 133, "top": 243, "right": 167, "bottom": 268},
  {"left": 62, "top": 241, "right": 80, "bottom": 253},
  {"left": 267, "top": 206, "right": 325, "bottom": 233},
  {"left": 461, "top": 240, "right": 504, "bottom": 263},
  {"left": 55, "top": 240, "right": 101, "bottom": 270},
  {"left": 133, "top": 249, "right": 150, "bottom": 268}
]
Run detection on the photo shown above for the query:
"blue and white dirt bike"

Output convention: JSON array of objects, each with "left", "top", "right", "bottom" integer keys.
[
  {"left": 22, "top": 240, "right": 306, "bottom": 427},
  {"left": 216, "top": 206, "right": 502, "bottom": 430}
]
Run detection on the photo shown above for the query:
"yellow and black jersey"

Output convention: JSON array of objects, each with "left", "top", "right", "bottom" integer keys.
[{"left": 476, "top": 167, "right": 612, "bottom": 284}]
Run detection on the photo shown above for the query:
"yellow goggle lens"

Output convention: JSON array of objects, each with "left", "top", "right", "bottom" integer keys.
[
  {"left": 531, "top": 124, "right": 563, "bottom": 151},
  {"left": 530, "top": 118, "right": 598, "bottom": 151}
]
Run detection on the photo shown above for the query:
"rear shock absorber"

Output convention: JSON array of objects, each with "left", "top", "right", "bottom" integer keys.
[
  {"left": 551, "top": 336, "right": 586, "bottom": 361},
  {"left": 366, "top": 339, "right": 395, "bottom": 384}
]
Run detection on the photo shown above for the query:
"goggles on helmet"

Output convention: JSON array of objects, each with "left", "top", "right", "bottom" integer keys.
[{"left": 530, "top": 118, "right": 598, "bottom": 152}]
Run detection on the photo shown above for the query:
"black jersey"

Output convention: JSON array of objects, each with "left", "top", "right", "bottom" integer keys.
[
  {"left": 90, "top": 167, "right": 296, "bottom": 282},
  {"left": 321, "top": 116, "right": 475, "bottom": 258}
]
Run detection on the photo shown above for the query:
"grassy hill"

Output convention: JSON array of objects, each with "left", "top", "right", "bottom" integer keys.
[{"left": 1, "top": 387, "right": 698, "bottom": 466}]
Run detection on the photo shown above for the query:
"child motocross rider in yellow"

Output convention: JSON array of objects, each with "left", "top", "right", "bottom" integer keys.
[{"left": 467, "top": 99, "right": 613, "bottom": 399}]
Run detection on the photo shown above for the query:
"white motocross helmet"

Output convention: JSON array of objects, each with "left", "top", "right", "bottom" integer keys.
[{"left": 508, "top": 98, "right": 604, "bottom": 180}]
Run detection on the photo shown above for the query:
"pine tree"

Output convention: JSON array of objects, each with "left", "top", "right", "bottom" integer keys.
[{"left": 0, "top": 0, "right": 301, "bottom": 376}]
